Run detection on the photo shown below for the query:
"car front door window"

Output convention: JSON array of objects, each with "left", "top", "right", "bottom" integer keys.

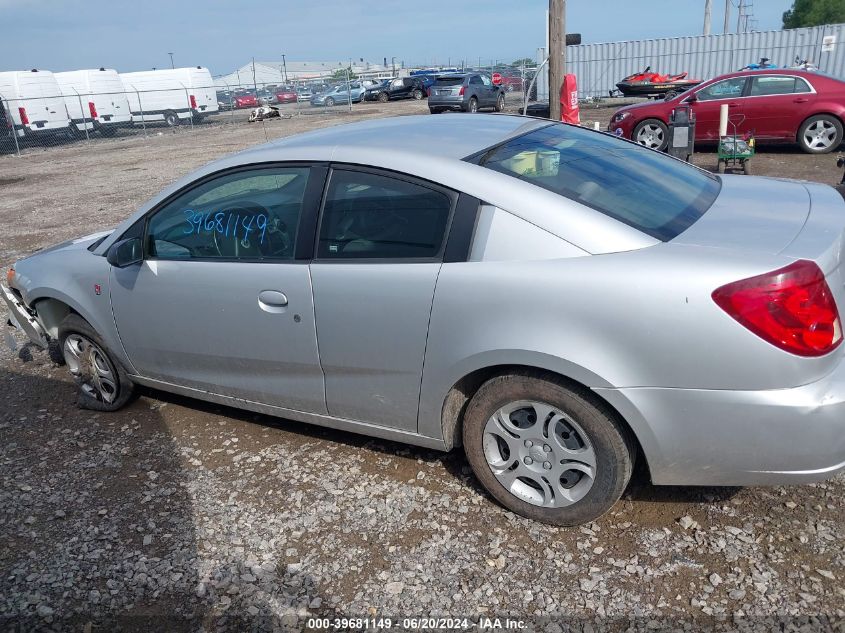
[
  {"left": 695, "top": 77, "right": 747, "bottom": 101},
  {"left": 146, "top": 167, "right": 309, "bottom": 261}
]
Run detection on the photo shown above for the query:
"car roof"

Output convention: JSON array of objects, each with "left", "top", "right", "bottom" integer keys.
[{"left": 267, "top": 113, "right": 549, "bottom": 159}]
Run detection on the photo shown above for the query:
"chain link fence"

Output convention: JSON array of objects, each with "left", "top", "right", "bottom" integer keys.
[{"left": 0, "top": 63, "right": 552, "bottom": 158}]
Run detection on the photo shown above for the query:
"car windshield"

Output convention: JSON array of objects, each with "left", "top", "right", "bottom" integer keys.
[{"left": 473, "top": 124, "right": 721, "bottom": 241}]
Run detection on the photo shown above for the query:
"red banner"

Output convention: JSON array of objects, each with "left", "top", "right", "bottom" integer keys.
[{"left": 560, "top": 74, "right": 580, "bottom": 124}]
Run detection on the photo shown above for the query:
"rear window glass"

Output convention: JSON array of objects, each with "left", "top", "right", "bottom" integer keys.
[
  {"left": 474, "top": 124, "right": 720, "bottom": 241},
  {"left": 434, "top": 77, "right": 465, "bottom": 86}
]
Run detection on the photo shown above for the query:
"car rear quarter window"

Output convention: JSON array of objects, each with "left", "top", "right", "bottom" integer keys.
[
  {"left": 146, "top": 167, "right": 310, "bottom": 261},
  {"left": 317, "top": 170, "right": 452, "bottom": 260},
  {"left": 474, "top": 124, "right": 720, "bottom": 241}
]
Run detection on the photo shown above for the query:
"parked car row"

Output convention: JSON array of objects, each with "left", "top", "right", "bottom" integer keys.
[{"left": 1, "top": 66, "right": 219, "bottom": 150}]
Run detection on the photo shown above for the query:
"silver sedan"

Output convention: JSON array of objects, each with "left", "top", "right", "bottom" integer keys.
[{"left": 4, "top": 114, "right": 845, "bottom": 526}]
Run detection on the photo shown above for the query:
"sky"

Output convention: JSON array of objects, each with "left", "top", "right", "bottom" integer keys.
[{"left": 0, "top": 0, "right": 795, "bottom": 76}]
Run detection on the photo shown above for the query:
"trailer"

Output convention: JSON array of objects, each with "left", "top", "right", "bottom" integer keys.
[
  {"left": 55, "top": 68, "right": 132, "bottom": 136},
  {"left": 0, "top": 70, "right": 70, "bottom": 140},
  {"left": 119, "top": 67, "right": 218, "bottom": 127}
]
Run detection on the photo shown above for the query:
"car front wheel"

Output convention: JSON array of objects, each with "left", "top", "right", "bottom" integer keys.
[
  {"left": 378, "top": 92, "right": 389, "bottom": 103},
  {"left": 463, "top": 371, "right": 634, "bottom": 526},
  {"left": 494, "top": 93, "right": 505, "bottom": 112},
  {"left": 798, "top": 115, "right": 843, "bottom": 154},
  {"left": 58, "top": 314, "right": 134, "bottom": 411},
  {"left": 633, "top": 119, "right": 668, "bottom": 151}
]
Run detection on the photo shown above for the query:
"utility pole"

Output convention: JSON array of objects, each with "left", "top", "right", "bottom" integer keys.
[
  {"left": 736, "top": 0, "right": 744, "bottom": 33},
  {"left": 281, "top": 54, "right": 288, "bottom": 83},
  {"left": 168, "top": 52, "right": 175, "bottom": 69},
  {"left": 703, "top": 0, "right": 712, "bottom": 35},
  {"left": 549, "top": 0, "right": 565, "bottom": 121},
  {"left": 723, "top": 0, "right": 731, "bottom": 33}
]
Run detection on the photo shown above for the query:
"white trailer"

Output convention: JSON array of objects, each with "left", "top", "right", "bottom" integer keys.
[
  {"left": 0, "top": 70, "right": 70, "bottom": 139},
  {"left": 55, "top": 68, "right": 132, "bottom": 136},
  {"left": 119, "top": 67, "right": 218, "bottom": 127}
]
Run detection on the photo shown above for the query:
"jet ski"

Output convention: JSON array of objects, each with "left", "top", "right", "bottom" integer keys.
[{"left": 614, "top": 66, "right": 702, "bottom": 98}]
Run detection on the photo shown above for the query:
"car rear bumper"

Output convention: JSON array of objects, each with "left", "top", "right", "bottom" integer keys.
[
  {"left": 2, "top": 283, "right": 47, "bottom": 348},
  {"left": 429, "top": 95, "right": 467, "bottom": 110},
  {"left": 595, "top": 355, "right": 845, "bottom": 486}
]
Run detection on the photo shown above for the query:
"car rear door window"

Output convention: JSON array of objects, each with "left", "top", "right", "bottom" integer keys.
[
  {"left": 474, "top": 123, "right": 720, "bottom": 241},
  {"left": 750, "top": 76, "right": 811, "bottom": 96},
  {"left": 696, "top": 77, "right": 747, "bottom": 101},
  {"left": 146, "top": 167, "right": 310, "bottom": 261},
  {"left": 317, "top": 169, "right": 452, "bottom": 259}
]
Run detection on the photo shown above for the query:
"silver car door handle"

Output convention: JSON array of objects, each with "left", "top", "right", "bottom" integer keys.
[{"left": 258, "top": 290, "right": 288, "bottom": 307}]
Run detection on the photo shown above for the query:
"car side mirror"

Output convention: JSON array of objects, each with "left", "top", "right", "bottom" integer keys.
[
  {"left": 107, "top": 238, "right": 143, "bottom": 268},
  {"left": 685, "top": 93, "right": 698, "bottom": 103}
]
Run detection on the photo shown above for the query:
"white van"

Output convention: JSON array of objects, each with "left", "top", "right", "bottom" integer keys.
[
  {"left": 119, "top": 67, "right": 218, "bottom": 127},
  {"left": 0, "top": 70, "right": 70, "bottom": 139},
  {"left": 55, "top": 68, "right": 132, "bottom": 136}
]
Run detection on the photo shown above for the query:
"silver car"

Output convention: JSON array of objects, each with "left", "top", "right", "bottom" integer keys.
[{"left": 4, "top": 115, "right": 845, "bottom": 526}]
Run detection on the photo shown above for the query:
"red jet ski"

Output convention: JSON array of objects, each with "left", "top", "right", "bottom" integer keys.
[{"left": 615, "top": 66, "right": 702, "bottom": 98}]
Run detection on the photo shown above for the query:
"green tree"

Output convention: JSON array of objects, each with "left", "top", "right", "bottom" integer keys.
[
  {"left": 783, "top": 0, "right": 845, "bottom": 28},
  {"left": 511, "top": 58, "right": 535, "bottom": 68},
  {"left": 329, "top": 66, "right": 357, "bottom": 81}
]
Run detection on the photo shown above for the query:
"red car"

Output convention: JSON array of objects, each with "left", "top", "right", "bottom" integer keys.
[
  {"left": 609, "top": 69, "right": 845, "bottom": 154},
  {"left": 275, "top": 88, "right": 298, "bottom": 104},
  {"left": 233, "top": 93, "right": 258, "bottom": 109}
]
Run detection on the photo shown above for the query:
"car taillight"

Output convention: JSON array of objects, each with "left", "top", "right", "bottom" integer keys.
[
  {"left": 18, "top": 107, "right": 29, "bottom": 125},
  {"left": 459, "top": 86, "right": 465, "bottom": 96},
  {"left": 712, "top": 260, "right": 842, "bottom": 357},
  {"left": 427, "top": 87, "right": 431, "bottom": 97},
  {"left": 88, "top": 101, "right": 98, "bottom": 119},
  {"left": 189, "top": 95, "right": 197, "bottom": 109},
  {"left": 6, "top": 267, "right": 14, "bottom": 287}
]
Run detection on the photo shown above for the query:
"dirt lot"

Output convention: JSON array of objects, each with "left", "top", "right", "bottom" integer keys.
[{"left": 1, "top": 98, "right": 844, "bottom": 631}]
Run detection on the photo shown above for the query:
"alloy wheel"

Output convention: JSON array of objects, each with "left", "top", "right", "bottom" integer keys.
[
  {"left": 636, "top": 123, "right": 664, "bottom": 149},
  {"left": 803, "top": 119, "right": 838, "bottom": 151},
  {"left": 482, "top": 400, "right": 596, "bottom": 508},
  {"left": 63, "top": 334, "right": 118, "bottom": 404}
]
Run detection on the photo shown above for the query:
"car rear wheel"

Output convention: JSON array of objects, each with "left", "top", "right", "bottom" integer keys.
[
  {"left": 378, "top": 92, "right": 389, "bottom": 103},
  {"left": 467, "top": 97, "right": 479, "bottom": 113},
  {"left": 633, "top": 119, "right": 668, "bottom": 151},
  {"left": 163, "top": 110, "right": 180, "bottom": 127},
  {"left": 58, "top": 314, "right": 134, "bottom": 412},
  {"left": 325, "top": 97, "right": 335, "bottom": 107},
  {"left": 411, "top": 89, "right": 423, "bottom": 100},
  {"left": 798, "top": 115, "right": 843, "bottom": 154},
  {"left": 462, "top": 371, "right": 635, "bottom": 526},
  {"left": 429, "top": 108, "right": 443, "bottom": 114}
]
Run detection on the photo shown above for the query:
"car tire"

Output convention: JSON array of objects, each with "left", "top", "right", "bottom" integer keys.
[
  {"left": 494, "top": 93, "right": 505, "bottom": 113},
  {"left": 411, "top": 89, "right": 423, "bottom": 100},
  {"left": 462, "top": 371, "right": 635, "bottom": 526},
  {"left": 742, "top": 160, "right": 750, "bottom": 175},
  {"left": 378, "top": 92, "right": 389, "bottom": 103},
  {"left": 163, "top": 110, "right": 180, "bottom": 127},
  {"left": 633, "top": 119, "right": 668, "bottom": 151},
  {"left": 58, "top": 314, "right": 134, "bottom": 412},
  {"left": 797, "top": 115, "right": 843, "bottom": 154},
  {"left": 467, "top": 97, "right": 479, "bottom": 113},
  {"left": 429, "top": 108, "right": 442, "bottom": 114},
  {"left": 325, "top": 97, "right": 335, "bottom": 107}
]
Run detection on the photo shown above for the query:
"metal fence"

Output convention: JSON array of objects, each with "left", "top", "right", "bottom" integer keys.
[{"left": 538, "top": 23, "right": 845, "bottom": 100}]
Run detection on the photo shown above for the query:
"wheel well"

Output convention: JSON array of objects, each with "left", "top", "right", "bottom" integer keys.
[
  {"left": 440, "top": 364, "right": 650, "bottom": 477},
  {"left": 32, "top": 298, "right": 76, "bottom": 339}
]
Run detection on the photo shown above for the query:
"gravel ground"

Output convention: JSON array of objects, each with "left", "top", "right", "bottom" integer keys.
[{"left": 1, "top": 98, "right": 844, "bottom": 632}]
